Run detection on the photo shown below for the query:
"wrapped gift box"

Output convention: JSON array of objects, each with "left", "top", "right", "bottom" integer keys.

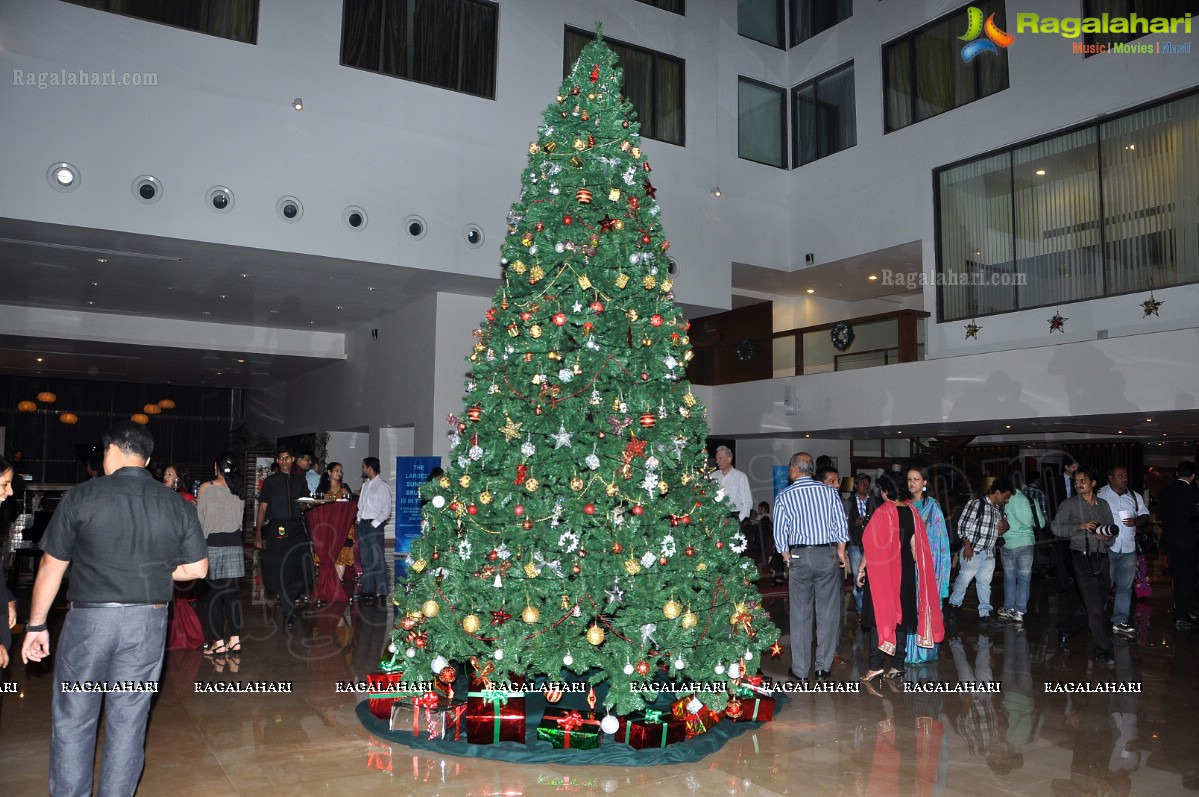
[
  {"left": 465, "top": 688, "right": 526, "bottom": 744},
  {"left": 367, "top": 670, "right": 409, "bottom": 720},
  {"left": 537, "top": 709, "right": 602, "bottom": 750},
  {"left": 727, "top": 677, "right": 776, "bottom": 722},
  {"left": 669, "top": 694, "right": 722, "bottom": 739},
  {"left": 390, "top": 693, "right": 467, "bottom": 740},
  {"left": 614, "top": 708, "right": 687, "bottom": 749}
]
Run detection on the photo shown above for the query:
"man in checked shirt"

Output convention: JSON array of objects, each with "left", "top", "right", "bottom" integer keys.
[{"left": 946, "top": 479, "right": 1013, "bottom": 629}]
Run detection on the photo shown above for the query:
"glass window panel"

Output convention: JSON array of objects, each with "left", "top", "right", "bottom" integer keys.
[
  {"left": 635, "top": 0, "right": 686, "bottom": 13},
  {"left": 794, "top": 63, "right": 855, "bottom": 165},
  {"left": 739, "top": 78, "right": 786, "bottom": 167},
  {"left": 63, "top": 0, "right": 258, "bottom": 43},
  {"left": 772, "top": 336, "right": 796, "bottom": 377},
  {"left": 1101, "top": 92, "right": 1199, "bottom": 293},
  {"left": 1083, "top": 0, "right": 1199, "bottom": 49},
  {"left": 802, "top": 328, "right": 836, "bottom": 374},
  {"left": 739, "top": 0, "right": 785, "bottom": 48},
  {"left": 883, "top": 37, "right": 913, "bottom": 132},
  {"left": 1013, "top": 129, "right": 1103, "bottom": 308},
  {"left": 790, "top": 0, "right": 853, "bottom": 45},
  {"left": 937, "top": 152, "right": 1015, "bottom": 320}
]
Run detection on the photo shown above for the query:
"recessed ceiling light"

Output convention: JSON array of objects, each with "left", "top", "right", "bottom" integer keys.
[
  {"left": 366, "top": 287, "right": 376, "bottom": 292},
  {"left": 1035, "top": 169, "right": 1046, "bottom": 176},
  {"left": 91, "top": 281, "right": 99, "bottom": 287},
  {"left": 292, "top": 97, "right": 303, "bottom": 111},
  {"left": 240, "top": 273, "right": 249, "bottom": 278},
  {"left": 1117, "top": 430, "right": 1123, "bottom": 434},
  {"left": 97, "top": 258, "right": 108, "bottom": 263},
  {"left": 36, "top": 357, "right": 43, "bottom": 362},
  {"left": 336, "top": 305, "right": 343, "bottom": 310},
  {"left": 868, "top": 275, "right": 877, "bottom": 281},
  {"left": 270, "top": 309, "right": 280, "bottom": 314},
  {"left": 806, "top": 289, "right": 815, "bottom": 294},
  {"left": 237, "top": 359, "right": 245, "bottom": 363},
  {"left": 1126, "top": 144, "right": 1136, "bottom": 150},
  {"left": 87, "top": 301, "right": 94, "bottom": 305},
  {"left": 1005, "top": 425, "right": 1011, "bottom": 429},
  {"left": 203, "top": 311, "right": 211, "bottom": 316},
  {"left": 1146, "top": 417, "right": 1152, "bottom": 422}
]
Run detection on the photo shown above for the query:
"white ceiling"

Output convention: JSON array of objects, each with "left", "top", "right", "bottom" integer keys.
[
  {"left": 731, "top": 240, "right": 923, "bottom": 303},
  {"left": 0, "top": 217, "right": 498, "bottom": 388}
]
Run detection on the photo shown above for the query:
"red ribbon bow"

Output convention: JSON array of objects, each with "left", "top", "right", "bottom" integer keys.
[{"left": 555, "top": 710, "right": 584, "bottom": 732}]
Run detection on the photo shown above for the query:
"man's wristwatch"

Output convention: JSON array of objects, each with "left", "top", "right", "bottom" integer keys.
[{"left": 26, "top": 622, "right": 48, "bottom": 633}]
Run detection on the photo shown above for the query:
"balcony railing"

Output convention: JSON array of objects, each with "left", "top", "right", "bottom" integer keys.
[{"left": 771, "top": 309, "right": 928, "bottom": 377}]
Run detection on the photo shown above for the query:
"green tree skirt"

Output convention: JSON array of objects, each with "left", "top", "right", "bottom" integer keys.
[{"left": 356, "top": 693, "right": 786, "bottom": 765}]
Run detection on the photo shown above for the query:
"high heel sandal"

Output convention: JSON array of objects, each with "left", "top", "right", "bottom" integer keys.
[
  {"left": 203, "top": 642, "right": 228, "bottom": 656},
  {"left": 861, "top": 669, "right": 885, "bottom": 683},
  {"left": 225, "top": 641, "right": 241, "bottom": 653},
  {"left": 884, "top": 669, "right": 905, "bottom": 679}
]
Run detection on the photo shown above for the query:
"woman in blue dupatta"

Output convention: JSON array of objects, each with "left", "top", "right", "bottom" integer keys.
[{"left": 906, "top": 466, "right": 951, "bottom": 664}]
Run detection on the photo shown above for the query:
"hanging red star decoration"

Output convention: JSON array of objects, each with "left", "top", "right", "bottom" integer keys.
[
  {"left": 490, "top": 609, "right": 512, "bottom": 626},
  {"left": 599, "top": 215, "right": 616, "bottom": 233},
  {"left": 964, "top": 320, "right": 981, "bottom": 339},
  {"left": 1141, "top": 294, "right": 1163, "bottom": 317},
  {"left": 590, "top": 64, "right": 600, "bottom": 83},
  {"left": 1048, "top": 312, "right": 1068, "bottom": 334},
  {"left": 643, "top": 180, "right": 656, "bottom": 199},
  {"left": 624, "top": 434, "right": 648, "bottom": 461},
  {"left": 769, "top": 640, "right": 783, "bottom": 658}
]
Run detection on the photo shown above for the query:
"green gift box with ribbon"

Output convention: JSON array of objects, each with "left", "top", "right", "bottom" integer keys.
[
  {"left": 465, "top": 689, "right": 526, "bottom": 744},
  {"left": 614, "top": 708, "right": 687, "bottom": 749},
  {"left": 537, "top": 709, "right": 602, "bottom": 750}
]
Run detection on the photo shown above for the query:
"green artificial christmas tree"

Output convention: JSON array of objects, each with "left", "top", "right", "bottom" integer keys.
[{"left": 389, "top": 29, "right": 779, "bottom": 716}]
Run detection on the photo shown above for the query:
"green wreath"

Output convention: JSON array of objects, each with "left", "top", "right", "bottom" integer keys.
[
  {"left": 735, "top": 338, "right": 756, "bottom": 362},
  {"left": 830, "top": 321, "right": 855, "bottom": 352}
]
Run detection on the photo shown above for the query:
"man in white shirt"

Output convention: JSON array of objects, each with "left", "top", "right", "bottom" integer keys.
[
  {"left": 711, "top": 445, "right": 753, "bottom": 521},
  {"left": 1097, "top": 466, "right": 1149, "bottom": 639},
  {"left": 353, "top": 457, "right": 392, "bottom": 603}
]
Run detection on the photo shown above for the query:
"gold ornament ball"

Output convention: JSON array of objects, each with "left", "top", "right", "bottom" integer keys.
[
  {"left": 479, "top": 491, "right": 493, "bottom": 505},
  {"left": 530, "top": 324, "right": 543, "bottom": 338},
  {"left": 605, "top": 483, "right": 619, "bottom": 497},
  {"left": 525, "top": 477, "right": 540, "bottom": 492},
  {"left": 524, "top": 563, "right": 540, "bottom": 579},
  {"left": 663, "top": 599, "right": 683, "bottom": 619},
  {"left": 439, "top": 476, "right": 452, "bottom": 488},
  {"left": 521, "top": 606, "right": 541, "bottom": 624},
  {"left": 459, "top": 475, "right": 472, "bottom": 488},
  {"left": 613, "top": 219, "right": 625, "bottom": 231},
  {"left": 570, "top": 477, "right": 585, "bottom": 492},
  {"left": 681, "top": 611, "right": 698, "bottom": 629},
  {"left": 462, "top": 614, "right": 482, "bottom": 633},
  {"left": 410, "top": 558, "right": 428, "bottom": 573},
  {"left": 586, "top": 625, "right": 606, "bottom": 645},
  {"left": 421, "top": 600, "right": 440, "bottom": 618},
  {"left": 624, "top": 558, "right": 642, "bottom": 576}
]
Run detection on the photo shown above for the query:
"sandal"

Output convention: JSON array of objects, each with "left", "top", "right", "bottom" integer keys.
[
  {"left": 226, "top": 641, "right": 241, "bottom": 653},
  {"left": 203, "top": 642, "right": 228, "bottom": 656},
  {"left": 884, "top": 669, "right": 905, "bottom": 679},
  {"left": 861, "top": 669, "right": 886, "bottom": 683}
]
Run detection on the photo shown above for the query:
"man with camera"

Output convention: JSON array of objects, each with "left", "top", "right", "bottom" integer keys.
[{"left": 1052, "top": 465, "right": 1118, "bottom": 664}]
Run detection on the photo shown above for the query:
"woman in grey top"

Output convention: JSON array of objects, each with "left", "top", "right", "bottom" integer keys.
[
  {"left": 197, "top": 452, "right": 246, "bottom": 655},
  {"left": 1052, "top": 465, "right": 1118, "bottom": 664}
]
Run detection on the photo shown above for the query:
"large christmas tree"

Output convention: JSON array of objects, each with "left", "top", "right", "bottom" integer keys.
[{"left": 390, "top": 29, "right": 778, "bottom": 716}]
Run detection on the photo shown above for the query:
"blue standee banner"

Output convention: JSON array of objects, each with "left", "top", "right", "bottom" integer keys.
[
  {"left": 395, "top": 456, "right": 441, "bottom": 557},
  {"left": 773, "top": 465, "right": 790, "bottom": 500}
]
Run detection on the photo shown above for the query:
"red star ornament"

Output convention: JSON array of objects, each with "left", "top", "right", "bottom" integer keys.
[
  {"left": 1048, "top": 312, "right": 1068, "bottom": 334},
  {"left": 490, "top": 609, "right": 512, "bottom": 626},
  {"left": 599, "top": 215, "right": 616, "bottom": 233},
  {"left": 769, "top": 640, "right": 783, "bottom": 658},
  {"left": 643, "top": 180, "right": 656, "bottom": 199},
  {"left": 624, "top": 435, "right": 647, "bottom": 460}
]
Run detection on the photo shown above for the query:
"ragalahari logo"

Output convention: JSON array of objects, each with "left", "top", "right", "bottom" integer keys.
[{"left": 959, "top": 7, "right": 1014, "bottom": 62}]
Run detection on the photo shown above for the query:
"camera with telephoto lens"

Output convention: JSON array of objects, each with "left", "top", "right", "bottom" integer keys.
[{"left": 1092, "top": 524, "right": 1118, "bottom": 536}]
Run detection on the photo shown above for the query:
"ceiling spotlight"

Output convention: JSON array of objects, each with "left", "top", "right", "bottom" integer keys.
[
  {"left": 868, "top": 275, "right": 877, "bottom": 281},
  {"left": 712, "top": 186, "right": 722, "bottom": 197},
  {"left": 1117, "top": 430, "right": 1123, "bottom": 434},
  {"left": 1005, "top": 425, "right": 1011, "bottom": 429},
  {"left": 36, "top": 357, "right": 43, "bottom": 363},
  {"left": 47, "top": 162, "right": 80, "bottom": 191},
  {"left": 1035, "top": 169, "right": 1046, "bottom": 176},
  {"left": 1146, "top": 417, "right": 1152, "bottom": 422},
  {"left": 237, "top": 359, "right": 245, "bottom": 364},
  {"left": 240, "top": 273, "right": 249, "bottom": 278},
  {"left": 806, "top": 289, "right": 815, "bottom": 294},
  {"left": 97, "top": 258, "right": 108, "bottom": 263},
  {"left": 292, "top": 98, "right": 303, "bottom": 110}
]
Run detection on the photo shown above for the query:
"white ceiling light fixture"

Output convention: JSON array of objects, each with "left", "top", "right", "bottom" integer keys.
[
  {"left": 292, "top": 98, "right": 303, "bottom": 110},
  {"left": 47, "top": 162, "right": 81, "bottom": 192}
]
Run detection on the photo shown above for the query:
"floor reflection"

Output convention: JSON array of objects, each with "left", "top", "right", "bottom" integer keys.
[{"left": 1, "top": 554, "right": 1197, "bottom": 796}]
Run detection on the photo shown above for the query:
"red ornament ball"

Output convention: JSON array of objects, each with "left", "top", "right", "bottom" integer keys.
[
  {"left": 449, "top": 502, "right": 459, "bottom": 512},
  {"left": 632, "top": 505, "right": 643, "bottom": 516},
  {"left": 514, "top": 505, "right": 525, "bottom": 516},
  {"left": 658, "top": 556, "right": 669, "bottom": 566},
  {"left": 414, "top": 636, "right": 427, "bottom": 648},
  {"left": 535, "top": 222, "right": 544, "bottom": 232},
  {"left": 553, "top": 313, "right": 567, "bottom": 326},
  {"left": 487, "top": 549, "right": 498, "bottom": 561},
  {"left": 684, "top": 546, "right": 695, "bottom": 557},
  {"left": 583, "top": 503, "right": 596, "bottom": 515},
  {"left": 563, "top": 215, "right": 573, "bottom": 225},
  {"left": 571, "top": 86, "right": 580, "bottom": 95},
  {"left": 578, "top": 548, "right": 587, "bottom": 558},
  {"left": 572, "top": 564, "right": 582, "bottom": 574},
  {"left": 457, "top": 422, "right": 467, "bottom": 433},
  {"left": 590, "top": 301, "right": 604, "bottom": 314},
  {"left": 467, "top": 504, "right": 478, "bottom": 515},
  {"left": 400, "top": 617, "right": 416, "bottom": 631},
  {"left": 535, "top": 406, "right": 543, "bottom": 416},
  {"left": 432, "top": 551, "right": 441, "bottom": 560},
  {"left": 520, "top": 312, "right": 531, "bottom": 322},
  {"left": 715, "top": 540, "right": 724, "bottom": 549},
  {"left": 682, "top": 515, "right": 691, "bottom": 525},
  {"left": 611, "top": 542, "right": 623, "bottom": 554},
  {"left": 650, "top": 315, "right": 663, "bottom": 327},
  {"left": 522, "top": 519, "right": 533, "bottom": 530},
  {"left": 439, "top": 666, "right": 457, "bottom": 684},
  {"left": 670, "top": 517, "right": 679, "bottom": 527},
  {"left": 641, "top": 373, "right": 650, "bottom": 381},
  {"left": 635, "top": 660, "right": 651, "bottom": 676},
  {"left": 641, "top": 234, "right": 651, "bottom": 245}
]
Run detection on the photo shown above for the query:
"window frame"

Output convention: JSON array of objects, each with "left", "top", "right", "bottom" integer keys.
[
  {"left": 933, "top": 86, "right": 1199, "bottom": 322},
  {"left": 563, "top": 26, "right": 687, "bottom": 147},
  {"left": 340, "top": 0, "right": 499, "bottom": 100},
  {"left": 790, "top": 60, "right": 856, "bottom": 167},
  {"left": 634, "top": 0, "right": 686, "bottom": 14},
  {"left": 882, "top": 0, "right": 1009, "bottom": 134},
  {"left": 737, "top": 76, "right": 789, "bottom": 168},
  {"left": 60, "top": 0, "right": 259, "bottom": 44}
]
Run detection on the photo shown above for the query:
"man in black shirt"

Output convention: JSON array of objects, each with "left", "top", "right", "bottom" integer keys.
[
  {"left": 22, "top": 421, "right": 207, "bottom": 797},
  {"left": 254, "top": 444, "right": 311, "bottom": 629}
]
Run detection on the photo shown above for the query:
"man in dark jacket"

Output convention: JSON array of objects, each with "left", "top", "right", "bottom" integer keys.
[{"left": 1158, "top": 461, "right": 1199, "bottom": 630}]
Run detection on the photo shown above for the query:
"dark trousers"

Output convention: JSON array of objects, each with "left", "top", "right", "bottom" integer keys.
[
  {"left": 51, "top": 604, "right": 167, "bottom": 797},
  {"left": 262, "top": 519, "right": 309, "bottom": 623},
  {"left": 1058, "top": 550, "right": 1112, "bottom": 654},
  {"left": 868, "top": 625, "right": 908, "bottom": 672},
  {"left": 205, "top": 577, "right": 242, "bottom": 641},
  {"left": 358, "top": 521, "right": 388, "bottom": 596},
  {"left": 1169, "top": 546, "right": 1198, "bottom": 622}
]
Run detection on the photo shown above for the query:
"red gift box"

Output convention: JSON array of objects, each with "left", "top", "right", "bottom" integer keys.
[
  {"left": 367, "top": 670, "right": 409, "bottom": 720},
  {"left": 466, "top": 688, "right": 526, "bottom": 744},
  {"left": 669, "top": 695, "right": 722, "bottom": 739},
  {"left": 615, "top": 708, "right": 687, "bottom": 749},
  {"left": 536, "top": 709, "right": 602, "bottom": 749},
  {"left": 727, "top": 678, "right": 776, "bottom": 722}
]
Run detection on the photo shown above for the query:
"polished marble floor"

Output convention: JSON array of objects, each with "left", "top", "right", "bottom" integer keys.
[{"left": 2, "top": 555, "right": 1197, "bottom": 797}]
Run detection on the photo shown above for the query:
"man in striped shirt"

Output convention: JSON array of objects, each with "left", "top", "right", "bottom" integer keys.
[{"left": 773, "top": 452, "right": 850, "bottom": 682}]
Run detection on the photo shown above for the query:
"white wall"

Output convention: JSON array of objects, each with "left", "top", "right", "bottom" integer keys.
[
  {"left": 324, "top": 430, "right": 367, "bottom": 478},
  {"left": 431, "top": 294, "right": 494, "bottom": 465}
]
